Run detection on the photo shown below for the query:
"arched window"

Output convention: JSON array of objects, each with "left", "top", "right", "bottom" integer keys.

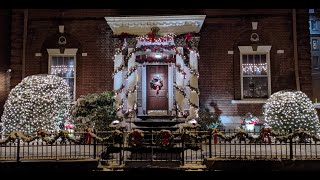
[{"left": 47, "top": 48, "right": 78, "bottom": 101}]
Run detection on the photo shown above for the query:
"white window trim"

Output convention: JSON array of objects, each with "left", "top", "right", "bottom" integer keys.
[
  {"left": 47, "top": 48, "right": 78, "bottom": 101},
  {"left": 238, "top": 45, "right": 272, "bottom": 101}
]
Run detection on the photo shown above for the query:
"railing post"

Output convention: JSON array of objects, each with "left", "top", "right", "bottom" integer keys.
[
  {"left": 119, "top": 136, "right": 123, "bottom": 165},
  {"left": 93, "top": 129, "right": 97, "bottom": 159},
  {"left": 289, "top": 128, "right": 293, "bottom": 160},
  {"left": 208, "top": 131, "right": 212, "bottom": 158},
  {"left": 16, "top": 138, "right": 20, "bottom": 162},
  {"left": 181, "top": 135, "right": 185, "bottom": 166}
]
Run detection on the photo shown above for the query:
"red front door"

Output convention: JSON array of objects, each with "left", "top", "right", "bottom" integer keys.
[{"left": 147, "top": 65, "right": 168, "bottom": 111}]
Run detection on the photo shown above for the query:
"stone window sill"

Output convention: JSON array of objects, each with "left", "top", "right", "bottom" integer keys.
[{"left": 231, "top": 99, "right": 267, "bottom": 104}]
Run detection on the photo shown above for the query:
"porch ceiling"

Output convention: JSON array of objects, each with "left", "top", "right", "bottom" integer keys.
[{"left": 105, "top": 15, "right": 206, "bottom": 36}]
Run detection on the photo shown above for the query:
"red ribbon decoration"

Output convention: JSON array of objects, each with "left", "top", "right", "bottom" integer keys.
[
  {"left": 213, "top": 133, "right": 218, "bottom": 144},
  {"left": 260, "top": 128, "right": 271, "bottom": 144},
  {"left": 119, "top": 32, "right": 128, "bottom": 41},
  {"left": 184, "top": 33, "right": 193, "bottom": 44},
  {"left": 148, "top": 32, "right": 156, "bottom": 42}
]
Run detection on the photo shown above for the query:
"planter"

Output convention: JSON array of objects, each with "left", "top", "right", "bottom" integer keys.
[{"left": 245, "top": 124, "right": 255, "bottom": 131}]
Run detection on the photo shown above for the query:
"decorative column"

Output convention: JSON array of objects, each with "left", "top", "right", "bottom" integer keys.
[
  {"left": 112, "top": 38, "right": 125, "bottom": 119},
  {"left": 125, "top": 38, "right": 137, "bottom": 119},
  {"left": 175, "top": 46, "right": 186, "bottom": 117},
  {"left": 187, "top": 37, "right": 200, "bottom": 120}
]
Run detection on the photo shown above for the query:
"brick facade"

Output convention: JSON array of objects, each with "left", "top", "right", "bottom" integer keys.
[
  {"left": 0, "top": 9, "right": 10, "bottom": 117},
  {"left": 3, "top": 9, "right": 312, "bottom": 122}
]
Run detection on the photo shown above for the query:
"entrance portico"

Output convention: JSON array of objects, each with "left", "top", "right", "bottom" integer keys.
[{"left": 105, "top": 15, "right": 205, "bottom": 122}]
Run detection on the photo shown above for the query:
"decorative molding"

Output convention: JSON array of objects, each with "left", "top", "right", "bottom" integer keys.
[
  {"left": 238, "top": 45, "right": 272, "bottom": 53},
  {"left": 35, "top": 53, "right": 42, "bottom": 57},
  {"left": 174, "top": 37, "right": 186, "bottom": 47},
  {"left": 112, "top": 38, "right": 123, "bottom": 49},
  {"left": 277, "top": 50, "right": 284, "bottom": 54},
  {"left": 252, "top": 22, "right": 258, "bottom": 30},
  {"left": 47, "top": 48, "right": 78, "bottom": 55},
  {"left": 59, "top": 25, "right": 64, "bottom": 34},
  {"left": 82, "top": 53, "right": 87, "bottom": 56},
  {"left": 228, "top": 51, "right": 234, "bottom": 55},
  {"left": 189, "top": 37, "right": 200, "bottom": 49},
  {"left": 105, "top": 15, "right": 206, "bottom": 36},
  {"left": 127, "top": 38, "right": 137, "bottom": 48},
  {"left": 231, "top": 99, "right": 267, "bottom": 104}
]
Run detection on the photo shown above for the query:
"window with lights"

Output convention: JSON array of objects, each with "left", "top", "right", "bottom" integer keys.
[
  {"left": 47, "top": 49, "right": 77, "bottom": 101},
  {"left": 239, "top": 46, "right": 271, "bottom": 100}
]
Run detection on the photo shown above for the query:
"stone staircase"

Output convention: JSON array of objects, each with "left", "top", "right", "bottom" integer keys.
[{"left": 132, "top": 115, "right": 185, "bottom": 132}]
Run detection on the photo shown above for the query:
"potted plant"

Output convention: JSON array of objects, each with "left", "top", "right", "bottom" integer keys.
[{"left": 243, "top": 112, "right": 259, "bottom": 131}]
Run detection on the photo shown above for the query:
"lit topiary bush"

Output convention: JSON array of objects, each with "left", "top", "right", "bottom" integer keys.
[
  {"left": 263, "top": 90, "right": 320, "bottom": 135},
  {"left": 1, "top": 74, "right": 71, "bottom": 134}
]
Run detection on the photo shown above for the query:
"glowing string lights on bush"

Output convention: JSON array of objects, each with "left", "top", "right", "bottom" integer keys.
[
  {"left": 1, "top": 74, "right": 71, "bottom": 134},
  {"left": 263, "top": 90, "right": 320, "bottom": 135}
]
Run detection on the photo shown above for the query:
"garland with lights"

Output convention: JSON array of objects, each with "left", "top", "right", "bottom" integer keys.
[
  {"left": 187, "top": 99, "right": 199, "bottom": 109},
  {"left": 124, "top": 103, "right": 137, "bottom": 118},
  {"left": 175, "top": 64, "right": 186, "bottom": 79},
  {"left": 136, "top": 57, "right": 175, "bottom": 63},
  {"left": 113, "top": 84, "right": 125, "bottom": 95},
  {"left": 116, "top": 99, "right": 124, "bottom": 112},
  {"left": 185, "top": 63, "right": 199, "bottom": 78},
  {"left": 185, "top": 46, "right": 200, "bottom": 59},
  {"left": 263, "top": 90, "right": 320, "bottom": 135},
  {"left": 124, "top": 65, "right": 138, "bottom": 79},
  {"left": 181, "top": 129, "right": 202, "bottom": 150},
  {"left": 112, "top": 64, "right": 125, "bottom": 78},
  {"left": 187, "top": 81, "right": 200, "bottom": 95},
  {"left": 173, "top": 47, "right": 189, "bottom": 66},
  {"left": 125, "top": 85, "right": 137, "bottom": 98},
  {"left": 136, "top": 45, "right": 175, "bottom": 52},
  {"left": 1, "top": 74, "right": 71, "bottom": 134},
  {"left": 124, "top": 48, "right": 137, "bottom": 65},
  {"left": 174, "top": 103, "right": 189, "bottom": 118},
  {"left": 0, "top": 129, "right": 124, "bottom": 145},
  {"left": 173, "top": 83, "right": 186, "bottom": 98},
  {"left": 136, "top": 33, "right": 176, "bottom": 43}
]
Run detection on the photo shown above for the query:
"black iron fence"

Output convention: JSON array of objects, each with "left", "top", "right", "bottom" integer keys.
[{"left": 1, "top": 128, "right": 320, "bottom": 166}]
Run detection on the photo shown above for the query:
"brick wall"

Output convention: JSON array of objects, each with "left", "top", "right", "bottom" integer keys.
[
  {"left": 6, "top": 9, "right": 312, "bottom": 119},
  {"left": 0, "top": 9, "right": 10, "bottom": 117}
]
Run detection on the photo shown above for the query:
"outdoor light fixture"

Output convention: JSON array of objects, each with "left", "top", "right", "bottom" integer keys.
[
  {"left": 59, "top": 25, "right": 64, "bottom": 33},
  {"left": 154, "top": 53, "right": 162, "bottom": 59},
  {"left": 252, "top": 22, "right": 258, "bottom": 30}
]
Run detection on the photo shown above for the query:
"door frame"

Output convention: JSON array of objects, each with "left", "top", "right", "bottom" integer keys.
[{"left": 141, "top": 63, "right": 174, "bottom": 115}]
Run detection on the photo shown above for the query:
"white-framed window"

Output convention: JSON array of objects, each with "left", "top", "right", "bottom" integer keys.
[
  {"left": 312, "top": 56, "right": 320, "bottom": 72},
  {"left": 238, "top": 46, "right": 272, "bottom": 100},
  {"left": 311, "top": 20, "right": 318, "bottom": 31},
  {"left": 47, "top": 48, "right": 78, "bottom": 101}
]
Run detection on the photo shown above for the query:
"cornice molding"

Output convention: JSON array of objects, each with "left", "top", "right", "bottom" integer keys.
[{"left": 105, "top": 15, "right": 206, "bottom": 36}]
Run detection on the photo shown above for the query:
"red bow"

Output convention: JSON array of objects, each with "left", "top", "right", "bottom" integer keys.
[
  {"left": 119, "top": 32, "right": 128, "bottom": 41},
  {"left": 184, "top": 33, "right": 193, "bottom": 44},
  {"left": 148, "top": 32, "right": 156, "bottom": 42},
  {"left": 65, "top": 124, "right": 74, "bottom": 129}
]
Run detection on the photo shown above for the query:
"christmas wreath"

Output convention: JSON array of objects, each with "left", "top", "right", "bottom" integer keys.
[
  {"left": 150, "top": 74, "right": 163, "bottom": 94},
  {"left": 128, "top": 129, "right": 144, "bottom": 147},
  {"left": 155, "top": 130, "right": 174, "bottom": 148}
]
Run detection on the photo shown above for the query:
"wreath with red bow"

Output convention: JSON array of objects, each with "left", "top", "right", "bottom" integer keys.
[
  {"left": 150, "top": 74, "right": 163, "bottom": 94},
  {"left": 155, "top": 130, "right": 174, "bottom": 148},
  {"left": 128, "top": 129, "right": 144, "bottom": 147}
]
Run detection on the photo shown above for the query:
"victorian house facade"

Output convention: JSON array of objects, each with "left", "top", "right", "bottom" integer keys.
[{"left": 0, "top": 9, "right": 314, "bottom": 129}]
